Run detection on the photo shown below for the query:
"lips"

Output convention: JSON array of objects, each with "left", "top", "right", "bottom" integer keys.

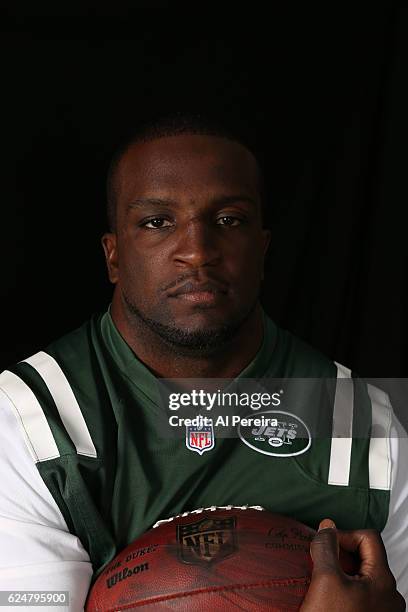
[{"left": 168, "top": 280, "right": 228, "bottom": 298}]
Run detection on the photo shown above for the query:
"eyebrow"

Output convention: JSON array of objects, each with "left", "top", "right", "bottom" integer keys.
[{"left": 127, "top": 195, "right": 258, "bottom": 210}]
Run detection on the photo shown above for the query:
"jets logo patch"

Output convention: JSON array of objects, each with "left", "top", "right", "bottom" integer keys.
[{"left": 238, "top": 410, "right": 311, "bottom": 457}]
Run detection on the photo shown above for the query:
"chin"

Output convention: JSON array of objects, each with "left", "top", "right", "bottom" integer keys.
[{"left": 153, "top": 317, "right": 239, "bottom": 354}]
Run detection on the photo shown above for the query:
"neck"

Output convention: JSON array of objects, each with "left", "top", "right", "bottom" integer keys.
[{"left": 110, "top": 293, "right": 265, "bottom": 379}]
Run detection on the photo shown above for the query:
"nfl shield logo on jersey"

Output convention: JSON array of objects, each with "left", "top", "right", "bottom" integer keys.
[{"left": 186, "top": 424, "right": 215, "bottom": 455}]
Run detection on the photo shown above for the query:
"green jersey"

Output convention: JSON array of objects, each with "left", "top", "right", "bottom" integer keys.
[{"left": 0, "top": 308, "right": 391, "bottom": 577}]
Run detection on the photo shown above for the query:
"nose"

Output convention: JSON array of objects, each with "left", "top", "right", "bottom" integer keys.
[{"left": 172, "top": 219, "right": 221, "bottom": 268}]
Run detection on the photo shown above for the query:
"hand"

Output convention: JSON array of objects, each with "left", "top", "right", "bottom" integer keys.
[{"left": 300, "top": 519, "right": 405, "bottom": 612}]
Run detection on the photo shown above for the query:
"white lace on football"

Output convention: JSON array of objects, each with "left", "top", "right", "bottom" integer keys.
[{"left": 153, "top": 505, "right": 265, "bottom": 528}]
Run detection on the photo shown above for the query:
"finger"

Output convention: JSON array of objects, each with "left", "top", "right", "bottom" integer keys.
[
  {"left": 319, "top": 518, "right": 337, "bottom": 530},
  {"left": 336, "top": 530, "right": 390, "bottom": 578},
  {"left": 310, "top": 521, "right": 341, "bottom": 574}
]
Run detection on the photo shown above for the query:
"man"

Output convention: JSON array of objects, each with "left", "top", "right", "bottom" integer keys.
[{"left": 0, "top": 114, "right": 406, "bottom": 610}]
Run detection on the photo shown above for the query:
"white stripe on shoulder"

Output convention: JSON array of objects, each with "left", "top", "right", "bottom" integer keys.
[
  {"left": 23, "top": 351, "right": 97, "bottom": 459},
  {"left": 367, "top": 383, "right": 392, "bottom": 490},
  {"left": 0, "top": 370, "right": 60, "bottom": 462},
  {"left": 327, "top": 362, "right": 354, "bottom": 486}
]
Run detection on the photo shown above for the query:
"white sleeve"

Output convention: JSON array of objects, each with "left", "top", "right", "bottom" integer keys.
[
  {"left": 381, "top": 409, "right": 408, "bottom": 604},
  {"left": 0, "top": 388, "right": 93, "bottom": 612}
]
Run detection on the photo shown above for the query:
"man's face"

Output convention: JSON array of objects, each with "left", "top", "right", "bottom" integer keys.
[{"left": 103, "top": 134, "right": 270, "bottom": 353}]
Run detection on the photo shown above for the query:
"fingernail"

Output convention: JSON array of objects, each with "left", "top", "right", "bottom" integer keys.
[{"left": 318, "top": 518, "right": 336, "bottom": 531}]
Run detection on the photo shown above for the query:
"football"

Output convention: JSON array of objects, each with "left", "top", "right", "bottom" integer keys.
[{"left": 86, "top": 506, "right": 355, "bottom": 611}]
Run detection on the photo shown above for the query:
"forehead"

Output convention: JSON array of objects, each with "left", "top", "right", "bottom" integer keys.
[{"left": 115, "top": 134, "right": 260, "bottom": 205}]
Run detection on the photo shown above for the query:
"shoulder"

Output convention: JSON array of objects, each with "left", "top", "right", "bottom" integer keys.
[
  {"left": 269, "top": 318, "right": 400, "bottom": 492},
  {"left": 0, "top": 315, "right": 103, "bottom": 463}
]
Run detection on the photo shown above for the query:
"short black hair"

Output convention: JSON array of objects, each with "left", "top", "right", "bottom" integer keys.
[{"left": 106, "top": 111, "right": 267, "bottom": 231}]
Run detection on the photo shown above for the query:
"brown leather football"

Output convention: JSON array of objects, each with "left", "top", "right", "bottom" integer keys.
[{"left": 85, "top": 506, "right": 355, "bottom": 611}]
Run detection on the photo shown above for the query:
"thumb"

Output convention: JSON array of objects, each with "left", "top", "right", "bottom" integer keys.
[{"left": 310, "top": 519, "right": 341, "bottom": 574}]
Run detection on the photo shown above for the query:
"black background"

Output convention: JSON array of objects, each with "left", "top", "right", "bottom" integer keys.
[{"left": 1, "top": 3, "right": 407, "bottom": 385}]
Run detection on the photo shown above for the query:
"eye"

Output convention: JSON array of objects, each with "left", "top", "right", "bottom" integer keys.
[
  {"left": 216, "top": 216, "right": 242, "bottom": 227},
  {"left": 141, "top": 217, "right": 173, "bottom": 229}
]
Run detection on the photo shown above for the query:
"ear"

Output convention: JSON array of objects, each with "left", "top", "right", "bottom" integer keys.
[
  {"left": 260, "top": 229, "right": 271, "bottom": 281},
  {"left": 101, "top": 233, "right": 119, "bottom": 284}
]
